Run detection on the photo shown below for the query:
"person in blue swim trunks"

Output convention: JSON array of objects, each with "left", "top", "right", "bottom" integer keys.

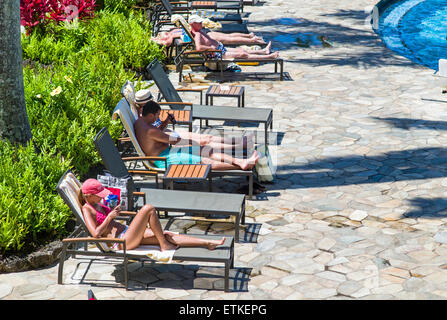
[
  {"left": 188, "top": 15, "right": 279, "bottom": 60},
  {"left": 134, "top": 100, "right": 259, "bottom": 171},
  {"left": 134, "top": 89, "right": 253, "bottom": 152}
]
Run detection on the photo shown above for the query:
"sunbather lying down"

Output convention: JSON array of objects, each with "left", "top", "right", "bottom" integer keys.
[
  {"left": 153, "top": 28, "right": 266, "bottom": 47},
  {"left": 134, "top": 89, "right": 254, "bottom": 152},
  {"left": 134, "top": 100, "right": 259, "bottom": 171},
  {"left": 189, "top": 15, "right": 279, "bottom": 60}
]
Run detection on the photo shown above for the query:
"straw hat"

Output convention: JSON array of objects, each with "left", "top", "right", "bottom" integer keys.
[
  {"left": 188, "top": 15, "right": 204, "bottom": 24},
  {"left": 135, "top": 89, "right": 153, "bottom": 104}
]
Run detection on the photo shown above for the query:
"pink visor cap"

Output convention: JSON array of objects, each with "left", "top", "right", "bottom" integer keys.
[{"left": 81, "top": 179, "right": 112, "bottom": 198}]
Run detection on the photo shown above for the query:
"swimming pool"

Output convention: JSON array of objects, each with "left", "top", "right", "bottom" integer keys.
[{"left": 376, "top": 0, "right": 447, "bottom": 70}]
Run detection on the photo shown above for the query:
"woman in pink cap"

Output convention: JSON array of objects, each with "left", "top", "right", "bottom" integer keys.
[{"left": 80, "top": 178, "right": 225, "bottom": 251}]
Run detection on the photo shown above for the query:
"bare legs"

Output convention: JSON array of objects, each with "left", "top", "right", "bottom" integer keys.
[
  {"left": 152, "top": 29, "right": 182, "bottom": 47},
  {"left": 122, "top": 205, "right": 225, "bottom": 251},
  {"left": 208, "top": 31, "right": 267, "bottom": 45},
  {"left": 201, "top": 149, "right": 260, "bottom": 171},
  {"left": 175, "top": 132, "right": 253, "bottom": 150},
  {"left": 223, "top": 42, "right": 279, "bottom": 60}
]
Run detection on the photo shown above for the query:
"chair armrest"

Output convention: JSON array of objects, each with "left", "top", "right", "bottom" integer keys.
[
  {"left": 176, "top": 88, "right": 204, "bottom": 92},
  {"left": 123, "top": 156, "right": 168, "bottom": 171},
  {"left": 132, "top": 191, "right": 145, "bottom": 198},
  {"left": 122, "top": 156, "right": 167, "bottom": 161},
  {"left": 62, "top": 237, "right": 124, "bottom": 244},
  {"left": 157, "top": 20, "right": 175, "bottom": 25},
  {"left": 158, "top": 101, "right": 193, "bottom": 106},
  {"left": 128, "top": 169, "right": 160, "bottom": 175},
  {"left": 118, "top": 137, "right": 130, "bottom": 142},
  {"left": 119, "top": 210, "right": 138, "bottom": 216}
]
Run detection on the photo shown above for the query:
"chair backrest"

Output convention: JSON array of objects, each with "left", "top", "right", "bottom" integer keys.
[
  {"left": 94, "top": 127, "right": 132, "bottom": 179},
  {"left": 93, "top": 127, "right": 136, "bottom": 210},
  {"left": 159, "top": 0, "right": 174, "bottom": 16},
  {"left": 175, "top": 18, "right": 196, "bottom": 49},
  {"left": 112, "top": 98, "right": 165, "bottom": 172},
  {"left": 120, "top": 80, "right": 139, "bottom": 121},
  {"left": 56, "top": 170, "right": 113, "bottom": 252},
  {"left": 146, "top": 59, "right": 185, "bottom": 109}
]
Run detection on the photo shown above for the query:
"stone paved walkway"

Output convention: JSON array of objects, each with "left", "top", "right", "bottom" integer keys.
[{"left": 3, "top": 0, "right": 447, "bottom": 300}]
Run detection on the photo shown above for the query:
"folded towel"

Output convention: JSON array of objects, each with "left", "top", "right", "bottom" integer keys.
[
  {"left": 119, "top": 245, "right": 176, "bottom": 263},
  {"left": 439, "top": 59, "right": 447, "bottom": 77}
]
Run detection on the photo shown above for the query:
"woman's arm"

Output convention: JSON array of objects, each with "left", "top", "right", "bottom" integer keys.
[{"left": 82, "top": 206, "right": 118, "bottom": 238}]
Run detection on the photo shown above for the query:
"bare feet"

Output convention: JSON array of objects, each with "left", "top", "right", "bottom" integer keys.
[
  {"left": 265, "top": 41, "right": 272, "bottom": 54},
  {"left": 271, "top": 51, "right": 279, "bottom": 58},
  {"left": 207, "top": 237, "right": 226, "bottom": 250},
  {"left": 239, "top": 150, "right": 260, "bottom": 170},
  {"left": 160, "top": 241, "right": 179, "bottom": 252}
]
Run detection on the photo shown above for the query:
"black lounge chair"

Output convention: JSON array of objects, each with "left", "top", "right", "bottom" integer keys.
[
  {"left": 111, "top": 98, "right": 255, "bottom": 199},
  {"left": 93, "top": 126, "right": 248, "bottom": 242},
  {"left": 170, "top": 21, "right": 284, "bottom": 81},
  {"left": 56, "top": 170, "right": 235, "bottom": 291},
  {"left": 164, "top": 0, "right": 244, "bottom": 15},
  {"left": 155, "top": 0, "right": 247, "bottom": 32},
  {"left": 146, "top": 59, "right": 274, "bottom": 147}
]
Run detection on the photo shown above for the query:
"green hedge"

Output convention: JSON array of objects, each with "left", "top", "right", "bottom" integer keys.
[{"left": 0, "top": 7, "right": 164, "bottom": 254}]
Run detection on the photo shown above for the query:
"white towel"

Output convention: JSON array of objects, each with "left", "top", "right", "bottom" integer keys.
[
  {"left": 439, "top": 59, "right": 447, "bottom": 77},
  {"left": 120, "top": 245, "right": 176, "bottom": 264}
]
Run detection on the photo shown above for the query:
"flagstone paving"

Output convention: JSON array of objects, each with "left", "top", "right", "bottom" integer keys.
[{"left": 3, "top": 0, "right": 447, "bottom": 300}]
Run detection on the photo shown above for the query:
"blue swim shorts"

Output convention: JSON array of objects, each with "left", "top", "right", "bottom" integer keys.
[
  {"left": 208, "top": 42, "right": 227, "bottom": 59},
  {"left": 153, "top": 146, "right": 202, "bottom": 169}
]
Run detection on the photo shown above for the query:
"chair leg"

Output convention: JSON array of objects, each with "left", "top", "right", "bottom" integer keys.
[
  {"left": 124, "top": 256, "right": 129, "bottom": 290},
  {"left": 235, "top": 213, "right": 240, "bottom": 243},
  {"left": 58, "top": 243, "right": 67, "bottom": 285},
  {"left": 224, "top": 261, "right": 230, "bottom": 292},
  {"left": 248, "top": 175, "right": 253, "bottom": 200},
  {"left": 280, "top": 61, "right": 284, "bottom": 81}
]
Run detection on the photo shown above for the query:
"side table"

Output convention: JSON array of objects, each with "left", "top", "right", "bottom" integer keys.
[
  {"left": 205, "top": 85, "right": 245, "bottom": 127},
  {"left": 164, "top": 164, "right": 212, "bottom": 191},
  {"left": 159, "top": 109, "right": 193, "bottom": 132},
  {"left": 205, "top": 85, "right": 245, "bottom": 108}
]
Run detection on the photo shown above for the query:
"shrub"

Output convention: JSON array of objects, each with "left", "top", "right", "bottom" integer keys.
[
  {"left": 3, "top": 2, "right": 165, "bottom": 255},
  {"left": 0, "top": 140, "right": 72, "bottom": 254},
  {"left": 20, "top": 0, "right": 96, "bottom": 34},
  {"left": 23, "top": 55, "right": 129, "bottom": 175}
]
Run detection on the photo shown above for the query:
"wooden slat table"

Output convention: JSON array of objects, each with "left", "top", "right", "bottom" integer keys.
[
  {"left": 159, "top": 109, "right": 192, "bottom": 131},
  {"left": 205, "top": 85, "right": 245, "bottom": 108},
  {"left": 205, "top": 85, "right": 245, "bottom": 127},
  {"left": 164, "top": 164, "right": 212, "bottom": 190},
  {"left": 191, "top": 1, "right": 217, "bottom": 9}
]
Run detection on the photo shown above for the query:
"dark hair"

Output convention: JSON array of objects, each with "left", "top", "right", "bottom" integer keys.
[{"left": 142, "top": 100, "right": 161, "bottom": 116}]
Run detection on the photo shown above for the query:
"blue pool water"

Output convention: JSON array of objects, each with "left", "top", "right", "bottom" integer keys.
[{"left": 377, "top": 0, "right": 447, "bottom": 70}]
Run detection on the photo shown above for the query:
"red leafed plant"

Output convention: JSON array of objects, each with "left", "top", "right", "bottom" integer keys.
[{"left": 20, "top": 0, "right": 96, "bottom": 34}]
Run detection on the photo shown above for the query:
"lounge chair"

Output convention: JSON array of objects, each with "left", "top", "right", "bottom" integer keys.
[
  {"left": 165, "top": 0, "right": 244, "bottom": 15},
  {"left": 111, "top": 99, "right": 255, "bottom": 199},
  {"left": 171, "top": 20, "right": 284, "bottom": 81},
  {"left": 56, "top": 170, "right": 235, "bottom": 291},
  {"left": 155, "top": 0, "right": 248, "bottom": 32},
  {"left": 93, "top": 126, "right": 248, "bottom": 243},
  {"left": 146, "top": 59, "right": 274, "bottom": 147}
]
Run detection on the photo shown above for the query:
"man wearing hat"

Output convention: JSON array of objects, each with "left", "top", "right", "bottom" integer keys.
[
  {"left": 134, "top": 89, "right": 153, "bottom": 118},
  {"left": 188, "top": 15, "right": 278, "bottom": 60},
  {"left": 133, "top": 89, "right": 253, "bottom": 152},
  {"left": 134, "top": 100, "right": 259, "bottom": 171},
  {"left": 186, "top": 15, "right": 266, "bottom": 46}
]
